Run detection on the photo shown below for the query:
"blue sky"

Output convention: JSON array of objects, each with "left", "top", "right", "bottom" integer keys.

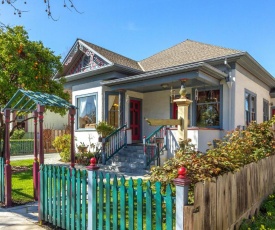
[{"left": 1, "top": 0, "right": 275, "bottom": 75}]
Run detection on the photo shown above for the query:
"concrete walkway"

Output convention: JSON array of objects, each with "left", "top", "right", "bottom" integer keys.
[{"left": 0, "top": 202, "right": 42, "bottom": 229}]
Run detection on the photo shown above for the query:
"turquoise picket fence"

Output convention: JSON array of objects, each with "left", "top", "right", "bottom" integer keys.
[
  {"left": 0, "top": 157, "right": 4, "bottom": 203},
  {"left": 39, "top": 165, "right": 88, "bottom": 230},
  {"left": 90, "top": 172, "right": 175, "bottom": 229}
]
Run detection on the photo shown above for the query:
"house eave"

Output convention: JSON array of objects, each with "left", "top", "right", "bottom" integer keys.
[
  {"left": 101, "top": 62, "right": 227, "bottom": 87},
  {"left": 63, "top": 64, "right": 143, "bottom": 82},
  {"left": 236, "top": 53, "right": 275, "bottom": 88}
]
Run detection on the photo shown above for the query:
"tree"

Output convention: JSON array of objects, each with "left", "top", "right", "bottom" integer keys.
[
  {"left": 2, "top": 0, "right": 81, "bottom": 19},
  {"left": 0, "top": 25, "right": 69, "bottom": 155}
]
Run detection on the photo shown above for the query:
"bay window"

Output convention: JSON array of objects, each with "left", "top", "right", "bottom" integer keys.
[{"left": 76, "top": 94, "right": 97, "bottom": 129}]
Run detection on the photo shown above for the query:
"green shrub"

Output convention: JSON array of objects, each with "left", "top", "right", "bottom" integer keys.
[
  {"left": 150, "top": 117, "right": 275, "bottom": 192},
  {"left": 10, "top": 139, "right": 34, "bottom": 155},
  {"left": 11, "top": 129, "right": 25, "bottom": 139},
  {"left": 52, "top": 134, "right": 71, "bottom": 162}
]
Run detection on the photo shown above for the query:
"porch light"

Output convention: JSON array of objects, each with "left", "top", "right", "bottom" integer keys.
[
  {"left": 161, "top": 83, "right": 169, "bottom": 89},
  {"left": 195, "top": 88, "right": 198, "bottom": 101}
]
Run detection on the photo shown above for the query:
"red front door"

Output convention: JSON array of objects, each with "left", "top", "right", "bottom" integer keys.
[{"left": 130, "top": 99, "right": 141, "bottom": 141}]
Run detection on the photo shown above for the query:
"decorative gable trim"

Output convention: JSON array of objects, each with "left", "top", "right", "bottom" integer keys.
[{"left": 63, "top": 40, "right": 112, "bottom": 76}]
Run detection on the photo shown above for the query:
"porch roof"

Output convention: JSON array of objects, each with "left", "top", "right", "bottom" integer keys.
[
  {"left": 3, "top": 89, "right": 76, "bottom": 112},
  {"left": 101, "top": 62, "right": 227, "bottom": 92}
]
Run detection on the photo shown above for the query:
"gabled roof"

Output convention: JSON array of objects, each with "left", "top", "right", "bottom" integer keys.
[
  {"left": 79, "top": 39, "right": 142, "bottom": 71},
  {"left": 139, "top": 39, "right": 244, "bottom": 71}
]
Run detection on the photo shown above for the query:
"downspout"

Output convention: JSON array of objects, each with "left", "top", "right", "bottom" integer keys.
[{"left": 225, "top": 58, "right": 233, "bottom": 130}]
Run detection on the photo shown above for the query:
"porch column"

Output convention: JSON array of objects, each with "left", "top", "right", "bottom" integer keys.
[
  {"left": 69, "top": 108, "right": 76, "bottom": 169},
  {"left": 174, "top": 81, "right": 192, "bottom": 141},
  {"left": 4, "top": 109, "right": 11, "bottom": 207},
  {"left": 118, "top": 90, "right": 125, "bottom": 127},
  {"left": 37, "top": 105, "right": 45, "bottom": 165},
  {"left": 33, "top": 110, "right": 39, "bottom": 200}
]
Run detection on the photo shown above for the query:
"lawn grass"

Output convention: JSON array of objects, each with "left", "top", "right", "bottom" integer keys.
[{"left": 10, "top": 159, "right": 34, "bottom": 204}]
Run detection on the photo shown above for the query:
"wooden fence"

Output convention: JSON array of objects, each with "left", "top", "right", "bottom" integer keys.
[
  {"left": 39, "top": 165, "right": 88, "bottom": 230},
  {"left": 43, "top": 129, "right": 70, "bottom": 153},
  {"left": 0, "top": 157, "right": 4, "bottom": 203},
  {"left": 184, "top": 154, "right": 275, "bottom": 229},
  {"left": 89, "top": 172, "right": 175, "bottom": 230}
]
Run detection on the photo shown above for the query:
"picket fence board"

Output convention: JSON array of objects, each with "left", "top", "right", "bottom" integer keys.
[
  {"left": 137, "top": 178, "right": 143, "bottom": 230},
  {"left": 193, "top": 181, "right": 204, "bottom": 230},
  {"left": 184, "top": 206, "right": 194, "bottom": 230},
  {"left": 112, "top": 176, "right": 118, "bottom": 230},
  {"left": 146, "top": 181, "right": 152, "bottom": 230},
  {"left": 165, "top": 185, "right": 173, "bottom": 229},
  {"left": 105, "top": 174, "right": 111, "bottom": 230},
  {"left": 128, "top": 178, "right": 135, "bottom": 230}
]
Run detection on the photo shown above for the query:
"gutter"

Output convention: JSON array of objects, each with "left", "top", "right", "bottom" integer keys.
[{"left": 102, "top": 62, "right": 227, "bottom": 86}]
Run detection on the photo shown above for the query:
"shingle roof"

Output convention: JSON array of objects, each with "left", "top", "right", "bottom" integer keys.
[
  {"left": 80, "top": 39, "right": 142, "bottom": 71},
  {"left": 139, "top": 39, "right": 243, "bottom": 71}
]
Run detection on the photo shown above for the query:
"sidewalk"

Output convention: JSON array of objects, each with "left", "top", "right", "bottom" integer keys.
[{"left": 0, "top": 202, "right": 43, "bottom": 229}]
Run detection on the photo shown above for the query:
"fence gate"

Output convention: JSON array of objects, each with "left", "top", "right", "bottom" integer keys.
[
  {"left": 90, "top": 172, "right": 175, "bottom": 230},
  {"left": 0, "top": 157, "right": 4, "bottom": 203},
  {"left": 39, "top": 165, "right": 88, "bottom": 230}
]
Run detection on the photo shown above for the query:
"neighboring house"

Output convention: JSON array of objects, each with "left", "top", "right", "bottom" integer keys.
[{"left": 56, "top": 38, "right": 275, "bottom": 153}]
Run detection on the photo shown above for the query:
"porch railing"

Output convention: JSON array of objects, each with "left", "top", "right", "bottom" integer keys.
[
  {"left": 0, "top": 157, "right": 4, "bottom": 203},
  {"left": 102, "top": 124, "right": 127, "bottom": 165},
  {"left": 143, "top": 125, "right": 166, "bottom": 167}
]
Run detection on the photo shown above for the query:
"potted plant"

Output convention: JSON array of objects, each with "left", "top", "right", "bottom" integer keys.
[
  {"left": 77, "top": 142, "right": 88, "bottom": 153},
  {"left": 95, "top": 121, "right": 115, "bottom": 141}
]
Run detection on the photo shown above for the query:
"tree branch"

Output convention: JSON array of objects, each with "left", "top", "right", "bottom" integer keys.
[{"left": 2, "top": 0, "right": 83, "bottom": 19}]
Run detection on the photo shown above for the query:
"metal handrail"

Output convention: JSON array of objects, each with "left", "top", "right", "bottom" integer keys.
[
  {"left": 102, "top": 124, "right": 127, "bottom": 164},
  {"left": 143, "top": 126, "right": 166, "bottom": 167}
]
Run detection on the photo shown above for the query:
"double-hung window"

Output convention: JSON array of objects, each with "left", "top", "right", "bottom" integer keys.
[
  {"left": 245, "top": 90, "right": 256, "bottom": 125},
  {"left": 195, "top": 88, "right": 221, "bottom": 128},
  {"left": 76, "top": 94, "right": 97, "bottom": 129},
  {"left": 263, "top": 99, "right": 269, "bottom": 122}
]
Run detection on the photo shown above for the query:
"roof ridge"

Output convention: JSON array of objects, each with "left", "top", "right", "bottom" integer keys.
[
  {"left": 184, "top": 39, "right": 243, "bottom": 53},
  {"left": 139, "top": 39, "right": 189, "bottom": 62},
  {"left": 79, "top": 39, "right": 138, "bottom": 63},
  {"left": 140, "top": 39, "right": 242, "bottom": 63}
]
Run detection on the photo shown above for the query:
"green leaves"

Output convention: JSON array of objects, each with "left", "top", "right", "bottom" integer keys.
[{"left": 0, "top": 25, "right": 68, "bottom": 112}]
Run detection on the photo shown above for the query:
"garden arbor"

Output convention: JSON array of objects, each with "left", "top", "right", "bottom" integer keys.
[{"left": 2, "top": 89, "right": 76, "bottom": 207}]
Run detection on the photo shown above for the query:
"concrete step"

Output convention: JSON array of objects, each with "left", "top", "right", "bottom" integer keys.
[{"left": 103, "top": 144, "right": 149, "bottom": 173}]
